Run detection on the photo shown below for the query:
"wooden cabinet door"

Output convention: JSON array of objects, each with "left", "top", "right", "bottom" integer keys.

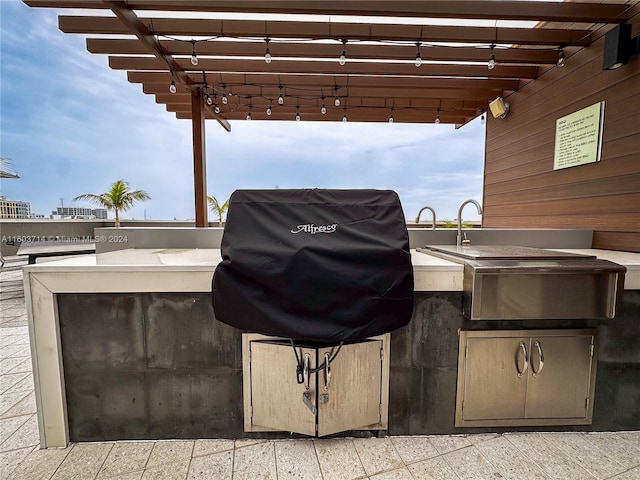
[
  {"left": 460, "top": 336, "right": 529, "bottom": 421},
  {"left": 249, "top": 341, "right": 317, "bottom": 436},
  {"left": 317, "top": 340, "right": 383, "bottom": 437},
  {"left": 248, "top": 339, "right": 384, "bottom": 436},
  {"left": 525, "top": 334, "right": 595, "bottom": 420}
]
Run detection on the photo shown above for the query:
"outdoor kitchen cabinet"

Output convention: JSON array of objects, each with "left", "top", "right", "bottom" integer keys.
[
  {"left": 242, "top": 334, "right": 390, "bottom": 437},
  {"left": 455, "top": 329, "right": 597, "bottom": 427}
]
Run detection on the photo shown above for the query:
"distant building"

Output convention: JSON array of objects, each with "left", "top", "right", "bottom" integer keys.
[
  {"left": 0, "top": 197, "right": 31, "bottom": 219},
  {"left": 51, "top": 207, "right": 108, "bottom": 219}
]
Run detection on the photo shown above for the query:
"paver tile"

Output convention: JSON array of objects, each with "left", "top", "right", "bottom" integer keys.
[
  {"left": 233, "top": 440, "right": 277, "bottom": 480},
  {"left": 192, "top": 439, "right": 234, "bottom": 458},
  {"left": 0, "top": 390, "right": 29, "bottom": 415},
  {"left": 6, "top": 446, "right": 70, "bottom": 480},
  {"left": 5, "top": 357, "right": 33, "bottom": 375},
  {"left": 507, "top": 433, "right": 596, "bottom": 480},
  {"left": 314, "top": 438, "right": 366, "bottom": 480},
  {"left": 97, "top": 441, "right": 154, "bottom": 479},
  {"left": 542, "top": 432, "right": 626, "bottom": 479},
  {"left": 1, "top": 391, "right": 37, "bottom": 418},
  {"left": 391, "top": 436, "right": 439, "bottom": 464},
  {"left": 443, "top": 445, "right": 499, "bottom": 480},
  {"left": 0, "top": 413, "right": 39, "bottom": 451},
  {"left": 475, "top": 435, "right": 548, "bottom": 479},
  {"left": 186, "top": 450, "right": 232, "bottom": 480},
  {"left": 0, "top": 445, "right": 36, "bottom": 479},
  {"left": 0, "top": 373, "right": 29, "bottom": 394},
  {"left": 234, "top": 438, "right": 269, "bottom": 449},
  {"left": 3, "top": 373, "right": 34, "bottom": 395},
  {"left": 586, "top": 432, "right": 640, "bottom": 469},
  {"left": 608, "top": 467, "right": 640, "bottom": 480},
  {"left": 0, "top": 414, "right": 31, "bottom": 446},
  {"left": 275, "top": 439, "right": 322, "bottom": 480},
  {"left": 428, "top": 434, "right": 471, "bottom": 454},
  {"left": 369, "top": 466, "right": 415, "bottom": 480},
  {"left": 353, "top": 437, "right": 404, "bottom": 477},
  {"left": 145, "top": 440, "right": 193, "bottom": 468},
  {"left": 51, "top": 442, "right": 113, "bottom": 480},
  {"left": 408, "top": 455, "right": 460, "bottom": 480},
  {"left": 141, "top": 460, "right": 189, "bottom": 479}
]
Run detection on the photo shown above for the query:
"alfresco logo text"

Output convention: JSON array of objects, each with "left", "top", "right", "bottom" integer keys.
[{"left": 290, "top": 224, "right": 338, "bottom": 234}]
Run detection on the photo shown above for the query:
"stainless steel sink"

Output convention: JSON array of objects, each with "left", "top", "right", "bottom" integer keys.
[{"left": 418, "top": 245, "right": 626, "bottom": 320}]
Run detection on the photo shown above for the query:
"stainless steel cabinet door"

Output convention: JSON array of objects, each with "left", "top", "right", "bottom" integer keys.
[
  {"left": 456, "top": 329, "right": 597, "bottom": 427},
  {"left": 525, "top": 335, "right": 595, "bottom": 420},
  {"left": 460, "top": 336, "right": 529, "bottom": 421}
]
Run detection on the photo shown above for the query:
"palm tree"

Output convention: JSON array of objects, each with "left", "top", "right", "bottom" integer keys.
[
  {"left": 207, "top": 195, "right": 229, "bottom": 227},
  {"left": 73, "top": 179, "right": 150, "bottom": 227}
]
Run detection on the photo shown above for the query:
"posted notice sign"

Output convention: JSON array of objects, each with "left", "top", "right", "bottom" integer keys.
[{"left": 553, "top": 102, "right": 605, "bottom": 170}]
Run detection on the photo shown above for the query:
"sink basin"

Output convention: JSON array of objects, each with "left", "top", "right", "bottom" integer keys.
[{"left": 419, "top": 245, "right": 626, "bottom": 320}]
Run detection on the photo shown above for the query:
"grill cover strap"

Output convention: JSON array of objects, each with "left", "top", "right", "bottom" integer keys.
[{"left": 212, "top": 189, "right": 414, "bottom": 342}]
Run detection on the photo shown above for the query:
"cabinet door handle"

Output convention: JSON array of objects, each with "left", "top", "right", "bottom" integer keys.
[
  {"left": 517, "top": 341, "right": 529, "bottom": 377},
  {"left": 303, "top": 353, "right": 311, "bottom": 390},
  {"left": 532, "top": 341, "right": 545, "bottom": 377}
]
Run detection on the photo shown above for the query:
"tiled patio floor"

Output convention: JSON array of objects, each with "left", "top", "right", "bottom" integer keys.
[{"left": 1, "top": 257, "right": 639, "bottom": 479}]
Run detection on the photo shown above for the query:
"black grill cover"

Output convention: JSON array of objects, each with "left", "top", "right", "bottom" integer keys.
[{"left": 212, "top": 189, "right": 414, "bottom": 342}]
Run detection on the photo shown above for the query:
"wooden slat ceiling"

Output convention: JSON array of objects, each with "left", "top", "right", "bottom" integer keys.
[{"left": 25, "top": 0, "right": 632, "bottom": 126}]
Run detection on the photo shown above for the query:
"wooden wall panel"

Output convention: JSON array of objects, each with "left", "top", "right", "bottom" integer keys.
[{"left": 483, "top": 5, "right": 640, "bottom": 252}]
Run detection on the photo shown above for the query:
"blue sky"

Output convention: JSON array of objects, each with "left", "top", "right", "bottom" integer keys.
[{"left": 1, "top": 1, "right": 485, "bottom": 222}]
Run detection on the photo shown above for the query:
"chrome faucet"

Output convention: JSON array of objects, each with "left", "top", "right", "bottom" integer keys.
[
  {"left": 457, "top": 199, "right": 483, "bottom": 247},
  {"left": 415, "top": 206, "right": 437, "bottom": 230}
]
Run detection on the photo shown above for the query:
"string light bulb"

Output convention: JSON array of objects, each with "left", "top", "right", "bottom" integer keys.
[
  {"left": 321, "top": 102, "right": 327, "bottom": 115},
  {"left": 278, "top": 86, "right": 284, "bottom": 105},
  {"left": 339, "top": 39, "right": 347, "bottom": 65},
  {"left": 342, "top": 109, "right": 347, "bottom": 122},
  {"left": 334, "top": 91, "right": 341, "bottom": 107},
  {"left": 206, "top": 94, "right": 213, "bottom": 106},
  {"left": 557, "top": 48, "right": 565, "bottom": 67},
  {"left": 415, "top": 42, "right": 422, "bottom": 67},
  {"left": 266, "top": 102, "right": 272, "bottom": 116},
  {"left": 389, "top": 114, "right": 394, "bottom": 123},
  {"left": 488, "top": 44, "right": 496, "bottom": 70},
  {"left": 214, "top": 103, "right": 220, "bottom": 114},
  {"left": 264, "top": 38, "right": 272, "bottom": 64},
  {"left": 435, "top": 109, "right": 441, "bottom": 124},
  {"left": 222, "top": 90, "right": 228, "bottom": 105},
  {"left": 246, "top": 105, "right": 252, "bottom": 121},
  {"left": 190, "top": 40, "right": 198, "bottom": 66},
  {"left": 295, "top": 107, "right": 301, "bottom": 121},
  {"left": 169, "top": 79, "right": 177, "bottom": 94}
]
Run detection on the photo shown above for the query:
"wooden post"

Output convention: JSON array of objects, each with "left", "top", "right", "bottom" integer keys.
[{"left": 191, "top": 91, "right": 208, "bottom": 227}]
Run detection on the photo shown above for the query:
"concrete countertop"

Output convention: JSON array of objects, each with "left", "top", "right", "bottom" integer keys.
[{"left": 23, "top": 247, "right": 640, "bottom": 291}]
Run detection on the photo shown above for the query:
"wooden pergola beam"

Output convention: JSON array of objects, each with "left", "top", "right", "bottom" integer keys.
[
  {"left": 87, "top": 38, "right": 562, "bottom": 65},
  {"left": 174, "top": 110, "right": 472, "bottom": 125},
  {"left": 104, "top": 1, "right": 230, "bottom": 132},
  {"left": 111, "top": 57, "right": 540, "bottom": 80},
  {"left": 128, "top": 71, "right": 520, "bottom": 92},
  {"left": 142, "top": 83, "right": 504, "bottom": 101},
  {"left": 155, "top": 93, "right": 486, "bottom": 110},
  {"left": 59, "top": 16, "right": 593, "bottom": 47},
  {"left": 25, "top": 1, "right": 631, "bottom": 24}
]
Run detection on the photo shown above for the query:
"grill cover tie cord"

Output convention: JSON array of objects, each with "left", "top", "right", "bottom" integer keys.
[
  {"left": 291, "top": 339, "right": 343, "bottom": 384},
  {"left": 212, "top": 189, "right": 414, "bottom": 342}
]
